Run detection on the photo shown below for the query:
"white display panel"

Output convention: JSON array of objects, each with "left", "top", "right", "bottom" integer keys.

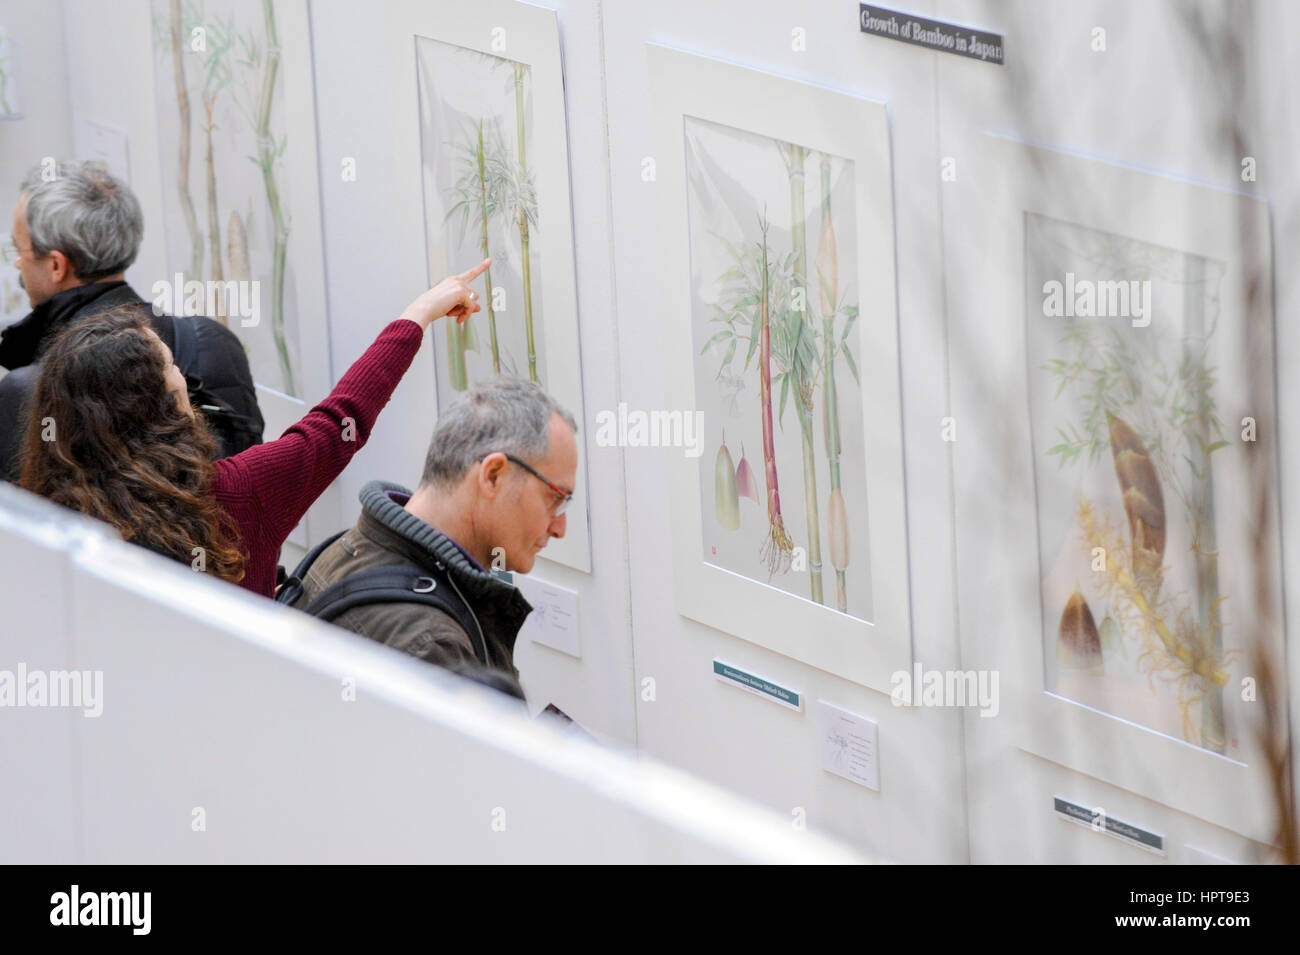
[{"left": 650, "top": 44, "right": 911, "bottom": 691}]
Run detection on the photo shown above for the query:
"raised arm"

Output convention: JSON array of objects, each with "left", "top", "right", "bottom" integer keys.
[{"left": 215, "top": 260, "right": 491, "bottom": 543}]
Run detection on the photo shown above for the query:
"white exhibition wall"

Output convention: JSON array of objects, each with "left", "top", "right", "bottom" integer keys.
[
  {"left": 0, "top": 0, "right": 1294, "bottom": 863},
  {"left": 0, "top": 483, "right": 862, "bottom": 864}
]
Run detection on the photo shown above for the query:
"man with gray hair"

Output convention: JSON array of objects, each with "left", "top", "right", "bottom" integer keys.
[
  {"left": 279, "top": 376, "right": 579, "bottom": 694},
  {"left": 0, "top": 160, "right": 263, "bottom": 477}
]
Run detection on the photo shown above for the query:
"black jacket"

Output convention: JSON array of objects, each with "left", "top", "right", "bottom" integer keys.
[
  {"left": 294, "top": 481, "right": 533, "bottom": 691},
  {"left": 0, "top": 281, "right": 264, "bottom": 479}
]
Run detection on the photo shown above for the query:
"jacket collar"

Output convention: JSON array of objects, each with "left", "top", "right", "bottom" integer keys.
[
  {"left": 0, "top": 281, "right": 140, "bottom": 370},
  {"left": 356, "top": 479, "right": 534, "bottom": 638}
]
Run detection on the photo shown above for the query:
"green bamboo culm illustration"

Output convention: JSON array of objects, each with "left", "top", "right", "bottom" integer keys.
[
  {"left": 817, "top": 156, "right": 849, "bottom": 612},
  {"left": 445, "top": 118, "right": 502, "bottom": 386},
  {"left": 166, "top": 0, "right": 203, "bottom": 282},
  {"left": 475, "top": 121, "right": 500, "bottom": 372},
  {"left": 253, "top": 0, "right": 296, "bottom": 396},
  {"left": 198, "top": 18, "right": 235, "bottom": 320},
  {"left": 513, "top": 62, "right": 538, "bottom": 383},
  {"left": 780, "top": 142, "right": 824, "bottom": 605}
]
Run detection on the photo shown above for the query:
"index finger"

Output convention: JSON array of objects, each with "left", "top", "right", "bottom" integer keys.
[{"left": 458, "top": 257, "right": 492, "bottom": 282}]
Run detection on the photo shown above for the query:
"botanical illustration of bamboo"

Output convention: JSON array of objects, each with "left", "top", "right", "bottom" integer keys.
[
  {"left": 1043, "top": 237, "right": 1231, "bottom": 751},
  {"left": 778, "top": 142, "right": 823, "bottom": 604},
  {"left": 817, "top": 155, "right": 849, "bottom": 611},
  {"left": 512, "top": 62, "right": 538, "bottom": 383},
  {"left": 167, "top": 0, "right": 203, "bottom": 282}
]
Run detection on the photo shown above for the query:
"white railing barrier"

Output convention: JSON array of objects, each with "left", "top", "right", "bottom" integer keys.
[{"left": 0, "top": 483, "right": 870, "bottom": 864}]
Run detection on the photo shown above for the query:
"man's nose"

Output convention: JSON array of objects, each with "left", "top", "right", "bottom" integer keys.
[{"left": 549, "top": 512, "right": 566, "bottom": 538}]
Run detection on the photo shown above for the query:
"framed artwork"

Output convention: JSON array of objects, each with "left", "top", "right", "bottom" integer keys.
[
  {"left": 953, "top": 134, "right": 1283, "bottom": 841},
  {"left": 148, "top": 0, "right": 332, "bottom": 545},
  {"left": 386, "top": 0, "right": 591, "bottom": 573},
  {"left": 650, "top": 45, "right": 911, "bottom": 691}
]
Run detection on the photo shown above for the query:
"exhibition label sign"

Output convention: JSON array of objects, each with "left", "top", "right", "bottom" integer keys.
[
  {"left": 713, "top": 660, "right": 802, "bottom": 711},
  {"left": 1054, "top": 797, "right": 1166, "bottom": 855},
  {"left": 858, "top": 4, "right": 1005, "bottom": 65}
]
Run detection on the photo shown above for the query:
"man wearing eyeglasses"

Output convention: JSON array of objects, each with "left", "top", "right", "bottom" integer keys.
[{"left": 282, "top": 375, "right": 578, "bottom": 696}]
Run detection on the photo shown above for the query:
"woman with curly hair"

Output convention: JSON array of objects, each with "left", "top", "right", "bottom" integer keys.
[{"left": 18, "top": 259, "right": 489, "bottom": 596}]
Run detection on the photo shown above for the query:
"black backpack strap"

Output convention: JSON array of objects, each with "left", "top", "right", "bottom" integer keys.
[
  {"left": 302, "top": 565, "right": 488, "bottom": 666},
  {"left": 171, "top": 314, "right": 200, "bottom": 378},
  {"left": 275, "top": 530, "right": 347, "bottom": 607}
]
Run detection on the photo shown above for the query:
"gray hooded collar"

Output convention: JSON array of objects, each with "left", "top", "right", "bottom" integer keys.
[{"left": 357, "top": 480, "right": 533, "bottom": 623}]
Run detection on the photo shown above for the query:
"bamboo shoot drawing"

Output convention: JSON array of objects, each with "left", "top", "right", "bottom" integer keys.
[{"left": 1037, "top": 215, "right": 1237, "bottom": 751}]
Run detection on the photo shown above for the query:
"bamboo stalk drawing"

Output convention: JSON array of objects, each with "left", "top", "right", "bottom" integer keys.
[
  {"left": 817, "top": 155, "right": 849, "bottom": 611},
  {"left": 196, "top": 17, "right": 236, "bottom": 320},
  {"left": 757, "top": 216, "right": 796, "bottom": 575},
  {"left": 779, "top": 142, "right": 823, "bottom": 604},
  {"left": 446, "top": 119, "right": 502, "bottom": 382},
  {"left": 512, "top": 62, "right": 538, "bottom": 383},
  {"left": 167, "top": 0, "right": 203, "bottom": 282},
  {"left": 250, "top": 0, "right": 295, "bottom": 396}
]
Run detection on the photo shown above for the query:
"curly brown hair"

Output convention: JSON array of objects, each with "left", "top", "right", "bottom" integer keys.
[{"left": 18, "top": 307, "right": 245, "bottom": 582}]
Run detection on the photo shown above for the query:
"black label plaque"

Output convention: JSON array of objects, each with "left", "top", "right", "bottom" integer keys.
[{"left": 858, "top": 4, "right": 1005, "bottom": 65}]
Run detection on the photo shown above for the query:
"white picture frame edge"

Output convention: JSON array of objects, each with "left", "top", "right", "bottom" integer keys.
[
  {"left": 649, "top": 44, "right": 912, "bottom": 692},
  {"left": 385, "top": 0, "right": 592, "bottom": 574}
]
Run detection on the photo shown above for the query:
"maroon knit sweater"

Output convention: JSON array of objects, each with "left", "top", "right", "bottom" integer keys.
[{"left": 214, "top": 319, "right": 424, "bottom": 597}]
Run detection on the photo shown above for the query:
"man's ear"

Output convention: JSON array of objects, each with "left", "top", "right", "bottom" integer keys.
[
  {"left": 477, "top": 452, "right": 509, "bottom": 499},
  {"left": 47, "top": 249, "right": 74, "bottom": 285}
]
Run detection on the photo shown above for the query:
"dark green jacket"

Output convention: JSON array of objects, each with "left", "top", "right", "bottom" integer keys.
[{"left": 296, "top": 481, "right": 532, "bottom": 685}]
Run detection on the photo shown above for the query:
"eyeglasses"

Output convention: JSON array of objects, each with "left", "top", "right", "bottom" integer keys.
[{"left": 483, "top": 452, "right": 572, "bottom": 515}]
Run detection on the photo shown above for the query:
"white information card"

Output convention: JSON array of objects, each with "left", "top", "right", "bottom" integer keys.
[{"left": 816, "top": 700, "right": 879, "bottom": 791}]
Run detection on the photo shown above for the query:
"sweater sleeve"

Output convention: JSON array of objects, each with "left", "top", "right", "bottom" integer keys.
[{"left": 214, "top": 319, "right": 424, "bottom": 542}]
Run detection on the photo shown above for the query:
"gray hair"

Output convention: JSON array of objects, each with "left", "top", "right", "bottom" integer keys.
[
  {"left": 421, "top": 376, "right": 577, "bottom": 489},
  {"left": 19, "top": 161, "right": 143, "bottom": 281}
]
